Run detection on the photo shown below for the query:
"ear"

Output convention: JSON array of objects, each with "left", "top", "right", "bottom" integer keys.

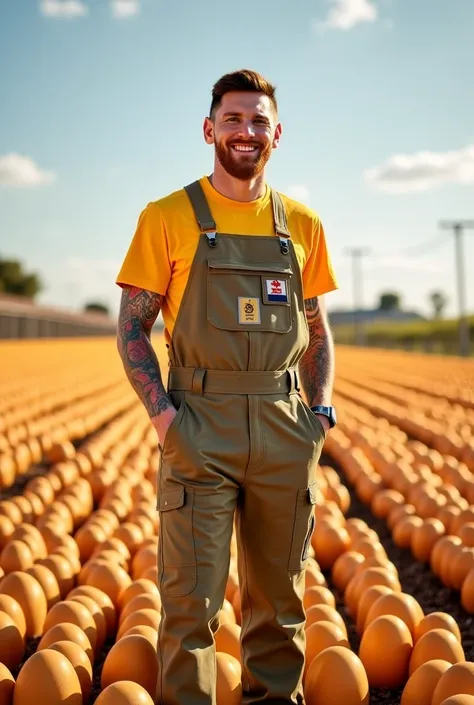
[
  {"left": 272, "top": 122, "right": 282, "bottom": 150},
  {"left": 203, "top": 117, "right": 214, "bottom": 145}
]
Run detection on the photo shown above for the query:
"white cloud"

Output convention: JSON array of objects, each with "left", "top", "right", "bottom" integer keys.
[
  {"left": 40, "top": 0, "right": 88, "bottom": 18},
  {"left": 0, "top": 153, "right": 56, "bottom": 187},
  {"left": 110, "top": 0, "right": 140, "bottom": 18},
  {"left": 287, "top": 184, "right": 310, "bottom": 203},
  {"left": 364, "top": 144, "right": 474, "bottom": 194},
  {"left": 312, "top": 0, "right": 378, "bottom": 31}
]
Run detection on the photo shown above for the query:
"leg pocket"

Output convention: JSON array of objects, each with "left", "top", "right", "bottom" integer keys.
[
  {"left": 288, "top": 482, "right": 317, "bottom": 572},
  {"left": 158, "top": 485, "right": 197, "bottom": 597}
]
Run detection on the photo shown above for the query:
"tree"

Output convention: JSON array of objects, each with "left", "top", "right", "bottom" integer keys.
[
  {"left": 429, "top": 290, "right": 448, "bottom": 319},
  {"left": 0, "top": 257, "right": 43, "bottom": 299},
  {"left": 378, "top": 292, "right": 401, "bottom": 311},
  {"left": 84, "top": 301, "right": 110, "bottom": 315}
]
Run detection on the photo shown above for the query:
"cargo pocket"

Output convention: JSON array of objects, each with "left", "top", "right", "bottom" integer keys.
[
  {"left": 158, "top": 485, "right": 197, "bottom": 597},
  {"left": 288, "top": 482, "right": 317, "bottom": 572},
  {"left": 207, "top": 259, "right": 293, "bottom": 333}
]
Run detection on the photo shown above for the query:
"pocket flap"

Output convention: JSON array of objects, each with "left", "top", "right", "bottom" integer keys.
[
  {"left": 207, "top": 258, "right": 292, "bottom": 275},
  {"left": 158, "top": 486, "right": 185, "bottom": 511}
]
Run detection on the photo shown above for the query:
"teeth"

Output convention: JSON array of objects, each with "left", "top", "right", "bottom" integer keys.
[{"left": 233, "top": 145, "right": 256, "bottom": 152}]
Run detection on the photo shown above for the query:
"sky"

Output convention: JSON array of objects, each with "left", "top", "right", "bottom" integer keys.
[{"left": 1, "top": 0, "right": 473, "bottom": 320}]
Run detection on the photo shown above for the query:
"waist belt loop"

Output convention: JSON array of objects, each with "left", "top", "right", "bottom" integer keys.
[
  {"left": 191, "top": 368, "right": 206, "bottom": 394},
  {"left": 288, "top": 368, "right": 298, "bottom": 393},
  {"left": 294, "top": 368, "right": 300, "bottom": 393}
]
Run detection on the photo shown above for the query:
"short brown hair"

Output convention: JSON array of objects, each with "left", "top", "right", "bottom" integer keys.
[{"left": 209, "top": 69, "right": 277, "bottom": 119}]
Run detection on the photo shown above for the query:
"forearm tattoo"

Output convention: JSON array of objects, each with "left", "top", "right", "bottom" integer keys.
[
  {"left": 117, "top": 286, "right": 171, "bottom": 419},
  {"left": 299, "top": 296, "right": 335, "bottom": 406}
]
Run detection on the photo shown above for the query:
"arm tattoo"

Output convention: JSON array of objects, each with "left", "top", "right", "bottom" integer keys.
[
  {"left": 117, "top": 286, "right": 171, "bottom": 419},
  {"left": 298, "top": 296, "right": 335, "bottom": 406}
]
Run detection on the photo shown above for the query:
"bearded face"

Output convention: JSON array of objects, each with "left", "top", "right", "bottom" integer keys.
[{"left": 205, "top": 92, "right": 281, "bottom": 182}]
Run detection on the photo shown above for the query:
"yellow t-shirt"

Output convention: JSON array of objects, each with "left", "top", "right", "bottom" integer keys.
[{"left": 116, "top": 175, "right": 338, "bottom": 341}]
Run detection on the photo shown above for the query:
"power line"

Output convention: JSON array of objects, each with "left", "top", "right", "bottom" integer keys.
[
  {"left": 343, "top": 247, "right": 371, "bottom": 346},
  {"left": 439, "top": 220, "right": 474, "bottom": 357}
]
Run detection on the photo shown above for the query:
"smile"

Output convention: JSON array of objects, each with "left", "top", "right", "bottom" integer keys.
[{"left": 231, "top": 144, "right": 258, "bottom": 152}]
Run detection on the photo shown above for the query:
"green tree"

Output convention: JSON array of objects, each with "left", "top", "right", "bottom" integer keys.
[
  {"left": 378, "top": 292, "right": 401, "bottom": 311},
  {"left": 84, "top": 301, "right": 110, "bottom": 315},
  {"left": 429, "top": 290, "right": 448, "bottom": 319},
  {"left": 0, "top": 257, "right": 43, "bottom": 298}
]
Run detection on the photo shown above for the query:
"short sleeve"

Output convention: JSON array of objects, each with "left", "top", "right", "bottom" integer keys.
[
  {"left": 302, "top": 217, "right": 338, "bottom": 299},
  {"left": 116, "top": 202, "right": 171, "bottom": 296}
]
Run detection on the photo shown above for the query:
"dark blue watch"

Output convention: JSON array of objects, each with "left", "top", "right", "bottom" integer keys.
[{"left": 310, "top": 405, "right": 337, "bottom": 428}]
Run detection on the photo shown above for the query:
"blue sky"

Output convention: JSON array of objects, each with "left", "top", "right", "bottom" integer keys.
[{"left": 1, "top": 0, "right": 473, "bottom": 319}]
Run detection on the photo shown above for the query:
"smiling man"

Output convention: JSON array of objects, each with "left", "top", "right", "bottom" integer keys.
[{"left": 116, "top": 69, "right": 339, "bottom": 705}]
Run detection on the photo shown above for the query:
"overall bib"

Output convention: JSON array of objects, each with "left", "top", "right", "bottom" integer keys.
[{"left": 156, "top": 179, "right": 325, "bottom": 705}]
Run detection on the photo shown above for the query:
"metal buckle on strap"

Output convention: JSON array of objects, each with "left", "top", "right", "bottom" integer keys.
[
  {"left": 206, "top": 231, "right": 217, "bottom": 248},
  {"left": 279, "top": 236, "right": 289, "bottom": 255}
]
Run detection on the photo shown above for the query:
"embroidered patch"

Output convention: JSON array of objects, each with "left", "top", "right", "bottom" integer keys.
[
  {"left": 238, "top": 297, "right": 261, "bottom": 324},
  {"left": 265, "top": 278, "right": 288, "bottom": 303}
]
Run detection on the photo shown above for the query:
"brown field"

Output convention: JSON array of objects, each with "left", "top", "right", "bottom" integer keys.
[{"left": 0, "top": 337, "right": 474, "bottom": 705}]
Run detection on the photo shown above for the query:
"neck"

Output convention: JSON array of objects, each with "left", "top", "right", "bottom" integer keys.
[{"left": 209, "top": 161, "right": 266, "bottom": 202}]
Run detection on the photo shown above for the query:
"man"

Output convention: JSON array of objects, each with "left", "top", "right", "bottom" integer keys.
[{"left": 116, "top": 69, "right": 338, "bottom": 705}]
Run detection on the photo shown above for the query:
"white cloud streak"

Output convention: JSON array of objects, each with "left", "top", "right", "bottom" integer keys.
[
  {"left": 286, "top": 184, "right": 311, "bottom": 203},
  {"left": 0, "top": 154, "right": 56, "bottom": 187},
  {"left": 364, "top": 144, "right": 474, "bottom": 194},
  {"left": 312, "top": 0, "right": 378, "bottom": 31},
  {"left": 40, "top": 0, "right": 88, "bottom": 18},
  {"left": 110, "top": 0, "right": 140, "bottom": 18}
]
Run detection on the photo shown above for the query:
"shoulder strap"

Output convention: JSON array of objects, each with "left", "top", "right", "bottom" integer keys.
[
  {"left": 271, "top": 190, "right": 291, "bottom": 237},
  {"left": 184, "top": 180, "right": 217, "bottom": 232}
]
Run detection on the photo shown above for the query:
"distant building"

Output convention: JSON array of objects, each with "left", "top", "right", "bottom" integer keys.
[{"left": 328, "top": 307, "right": 425, "bottom": 326}]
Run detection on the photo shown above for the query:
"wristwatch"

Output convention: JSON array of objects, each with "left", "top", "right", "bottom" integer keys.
[{"left": 310, "top": 405, "right": 337, "bottom": 429}]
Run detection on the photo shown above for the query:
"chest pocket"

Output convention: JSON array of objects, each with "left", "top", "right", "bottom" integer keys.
[{"left": 207, "top": 259, "right": 293, "bottom": 333}]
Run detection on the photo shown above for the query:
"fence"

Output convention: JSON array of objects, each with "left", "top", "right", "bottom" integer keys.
[{"left": 0, "top": 294, "right": 117, "bottom": 339}]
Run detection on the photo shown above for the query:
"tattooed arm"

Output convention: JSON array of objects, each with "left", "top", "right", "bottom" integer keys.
[
  {"left": 117, "top": 285, "right": 175, "bottom": 439},
  {"left": 298, "top": 295, "right": 335, "bottom": 426}
]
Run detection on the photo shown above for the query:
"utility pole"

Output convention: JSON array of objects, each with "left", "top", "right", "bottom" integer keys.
[
  {"left": 344, "top": 247, "right": 371, "bottom": 346},
  {"left": 439, "top": 220, "right": 474, "bottom": 357}
]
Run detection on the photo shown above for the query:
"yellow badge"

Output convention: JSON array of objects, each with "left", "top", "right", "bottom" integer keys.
[{"left": 238, "top": 297, "right": 261, "bottom": 324}]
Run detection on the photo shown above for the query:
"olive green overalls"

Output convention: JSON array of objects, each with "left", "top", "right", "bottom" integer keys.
[{"left": 156, "top": 179, "right": 325, "bottom": 705}]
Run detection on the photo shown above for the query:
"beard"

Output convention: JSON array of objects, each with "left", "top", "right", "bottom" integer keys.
[{"left": 215, "top": 138, "right": 273, "bottom": 181}]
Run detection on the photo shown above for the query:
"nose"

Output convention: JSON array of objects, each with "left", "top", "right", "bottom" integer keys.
[{"left": 236, "top": 121, "right": 256, "bottom": 139}]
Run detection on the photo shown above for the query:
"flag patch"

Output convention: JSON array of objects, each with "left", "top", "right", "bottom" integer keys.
[{"left": 265, "top": 278, "right": 288, "bottom": 303}]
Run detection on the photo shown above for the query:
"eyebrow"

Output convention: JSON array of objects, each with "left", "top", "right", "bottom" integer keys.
[{"left": 221, "top": 111, "right": 270, "bottom": 121}]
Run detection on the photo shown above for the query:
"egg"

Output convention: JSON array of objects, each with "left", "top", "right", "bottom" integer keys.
[
  {"left": 85, "top": 562, "right": 131, "bottom": 605},
  {"left": 214, "top": 623, "right": 241, "bottom": 663},
  {"left": 26, "top": 565, "right": 61, "bottom": 610},
  {"left": 305, "top": 604, "right": 348, "bottom": 637},
  {"left": 439, "top": 696, "right": 474, "bottom": 705},
  {"left": 43, "top": 600, "right": 98, "bottom": 653},
  {"left": 0, "top": 611, "right": 25, "bottom": 670},
  {"left": 116, "top": 579, "right": 159, "bottom": 613},
  {"left": 303, "top": 586, "right": 336, "bottom": 611},
  {"left": 0, "top": 594, "right": 26, "bottom": 639},
  {"left": 359, "top": 615, "right": 413, "bottom": 688},
  {"left": 0, "top": 541, "right": 34, "bottom": 574},
  {"left": 401, "top": 659, "right": 452, "bottom": 705},
  {"left": 0, "top": 662, "right": 15, "bottom": 704},
  {"left": 0, "top": 571, "right": 47, "bottom": 638},
  {"left": 461, "top": 567, "right": 474, "bottom": 614},
  {"left": 116, "top": 609, "right": 161, "bottom": 640},
  {"left": 48, "top": 641, "right": 93, "bottom": 702},
  {"left": 304, "top": 645, "right": 369, "bottom": 704},
  {"left": 13, "top": 649, "right": 82, "bottom": 705},
  {"left": 363, "top": 592, "right": 424, "bottom": 640},
  {"left": 304, "top": 621, "right": 349, "bottom": 679},
  {"left": 38, "top": 622, "right": 94, "bottom": 665},
  {"left": 431, "top": 662, "right": 474, "bottom": 705},
  {"left": 415, "top": 613, "right": 462, "bottom": 644},
  {"left": 331, "top": 551, "right": 366, "bottom": 592},
  {"left": 68, "top": 594, "right": 107, "bottom": 650},
  {"left": 409, "top": 629, "right": 465, "bottom": 676},
  {"left": 118, "top": 594, "right": 162, "bottom": 627},
  {"left": 94, "top": 681, "right": 155, "bottom": 705},
  {"left": 120, "top": 624, "right": 158, "bottom": 647},
  {"left": 311, "top": 523, "right": 351, "bottom": 570},
  {"left": 67, "top": 585, "right": 117, "bottom": 637},
  {"left": 215, "top": 652, "right": 241, "bottom": 705},
  {"left": 101, "top": 634, "right": 158, "bottom": 698},
  {"left": 355, "top": 586, "right": 394, "bottom": 635}
]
